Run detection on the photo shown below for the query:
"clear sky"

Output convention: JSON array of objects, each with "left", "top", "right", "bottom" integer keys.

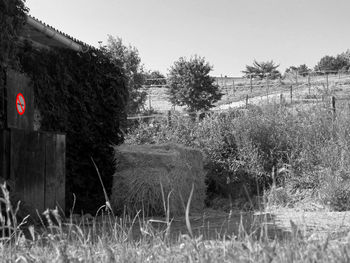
[{"left": 26, "top": 0, "right": 350, "bottom": 76}]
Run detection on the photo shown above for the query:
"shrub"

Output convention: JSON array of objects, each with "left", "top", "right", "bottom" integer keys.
[
  {"left": 321, "top": 173, "right": 350, "bottom": 211},
  {"left": 126, "top": 101, "right": 350, "bottom": 209}
]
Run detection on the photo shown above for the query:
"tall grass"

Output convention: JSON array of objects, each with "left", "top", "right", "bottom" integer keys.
[
  {"left": 1, "top": 181, "right": 350, "bottom": 262},
  {"left": 126, "top": 101, "right": 350, "bottom": 211}
]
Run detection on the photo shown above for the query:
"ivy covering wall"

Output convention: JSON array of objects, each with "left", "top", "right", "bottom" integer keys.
[
  {"left": 0, "top": 0, "right": 27, "bottom": 67},
  {"left": 1, "top": 0, "right": 129, "bottom": 213},
  {"left": 0, "top": 0, "right": 28, "bottom": 128},
  {"left": 17, "top": 43, "right": 128, "bottom": 213}
]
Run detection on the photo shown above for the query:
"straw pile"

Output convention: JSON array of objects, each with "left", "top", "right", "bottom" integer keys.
[{"left": 111, "top": 143, "right": 206, "bottom": 216}]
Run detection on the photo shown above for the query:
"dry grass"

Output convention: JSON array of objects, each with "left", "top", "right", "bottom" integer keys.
[
  {"left": 1, "top": 183, "right": 350, "bottom": 262},
  {"left": 111, "top": 143, "right": 206, "bottom": 217}
]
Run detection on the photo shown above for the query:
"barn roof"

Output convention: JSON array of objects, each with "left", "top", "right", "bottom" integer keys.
[{"left": 20, "top": 15, "right": 96, "bottom": 52}]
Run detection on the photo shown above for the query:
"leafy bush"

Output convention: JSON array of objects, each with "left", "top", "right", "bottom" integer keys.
[
  {"left": 126, "top": 100, "right": 350, "bottom": 210},
  {"left": 126, "top": 109, "right": 265, "bottom": 203},
  {"left": 321, "top": 173, "right": 350, "bottom": 211}
]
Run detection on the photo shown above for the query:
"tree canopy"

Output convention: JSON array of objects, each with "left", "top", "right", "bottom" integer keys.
[
  {"left": 285, "top": 64, "right": 311, "bottom": 77},
  {"left": 314, "top": 53, "right": 350, "bottom": 73},
  {"left": 105, "top": 35, "right": 147, "bottom": 114},
  {"left": 242, "top": 60, "right": 281, "bottom": 79},
  {"left": 167, "top": 55, "right": 222, "bottom": 113}
]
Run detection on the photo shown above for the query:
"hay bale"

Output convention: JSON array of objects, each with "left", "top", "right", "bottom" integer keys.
[{"left": 111, "top": 143, "right": 206, "bottom": 216}]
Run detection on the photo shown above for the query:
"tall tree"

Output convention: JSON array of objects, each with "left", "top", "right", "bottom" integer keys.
[
  {"left": 167, "top": 55, "right": 222, "bottom": 114},
  {"left": 105, "top": 35, "right": 147, "bottom": 114},
  {"left": 243, "top": 60, "right": 281, "bottom": 79}
]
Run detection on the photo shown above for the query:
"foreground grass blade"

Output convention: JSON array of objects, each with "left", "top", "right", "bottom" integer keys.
[{"left": 185, "top": 183, "right": 194, "bottom": 238}]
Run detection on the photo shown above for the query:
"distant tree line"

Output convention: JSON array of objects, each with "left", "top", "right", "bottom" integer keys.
[{"left": 242, "top": 50, "right": 350, "bottom": 80}]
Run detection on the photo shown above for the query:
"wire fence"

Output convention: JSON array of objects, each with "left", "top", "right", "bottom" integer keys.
[{"left": 128, "top": 70, "right": 350, "bottom": 120}]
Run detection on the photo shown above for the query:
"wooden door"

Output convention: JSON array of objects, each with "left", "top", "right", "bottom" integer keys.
[{"left": 7, "top": 129, "right": 66, "bottom": 215}]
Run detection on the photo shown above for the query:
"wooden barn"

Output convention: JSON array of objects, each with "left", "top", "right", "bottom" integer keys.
[{"left": 0, "top": 15, "right": 93, "bottom": 215}]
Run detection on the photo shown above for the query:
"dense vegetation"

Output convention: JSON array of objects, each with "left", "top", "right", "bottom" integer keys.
[
  {"left": 1, "top": 0, "right": 128, "bottom": 213},
  {"left": 17, "top": 43, "right": 128, "bottom": 213},
  {"left": 0, "top": 0, "right": 27, "bottom": 67},
  {"left": 0, "top": 0, "right": 28, "bottom": 128},
  {"left": 314, "top": 51, "right": 350, "bottom": 72},
  {"left": 127, "top": 101, "right": 350, "bottom": 211},
  {"left": 105, "top": 36, "right": 148, "bottom": 115}
]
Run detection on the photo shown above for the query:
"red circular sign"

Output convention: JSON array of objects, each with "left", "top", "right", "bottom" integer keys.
[{"left": 16, "top": 93, "right": 26, "bottom": 115}]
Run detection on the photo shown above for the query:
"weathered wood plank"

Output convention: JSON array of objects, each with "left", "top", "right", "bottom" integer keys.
[
  {"left": 10, "top": 129, "right": 45, "bottom": 214},
  {"left": 0, "top": 129, "right": 10, "bottom": 180},
  {"left": 44, "top": 133, "right": 55, "bottom": 209},
  {"left": 6, "top": 70, "right": 34, "bottom": 130},
  {"left": 45, "top": 133, "right": 66, "bottom": 212},
  {"left": 0, "top": 68, "right": 5, "bottom": 129},
  {"left": 55, "top": 134, "right": 65, "bottom": 212}
]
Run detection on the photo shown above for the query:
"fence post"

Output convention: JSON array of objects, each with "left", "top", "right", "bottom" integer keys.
[
  {"left": 295, "top": 71, "right": 298, "bottom": 84},
  {"left": 246, "top": 94, "right": 248, "bottom": 107},
  {"left": 326, "top": 73, "right": 329, "bottom": 89},
  {"left": 266, "top": 75, "right": 269, "bottom": 99},
  {"left": 148, "top": 94, "right": 152, "bottom": 110},
  {"left": 167, "top": 110, "right": 172, "bottom": 127},
  {"left": 250, "top": 75, "right": 253, "bottom": 93},
  {"left": 232, "top": 79, "right": 235, "bottom": 94},
  {"left": 290, "top": 85, "right": 293, "bottom": 103},
  {"left": 332, "top": 96, "right": 336, "bottom": 115}
]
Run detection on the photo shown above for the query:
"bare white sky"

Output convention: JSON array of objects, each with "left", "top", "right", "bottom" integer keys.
[{"left": 26, "top": 0, "right": 350, "bottom": 76}]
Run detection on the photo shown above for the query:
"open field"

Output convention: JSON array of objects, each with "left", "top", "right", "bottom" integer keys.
[{"left": 142, "top": 72, "right": 350, "bottom": 113}]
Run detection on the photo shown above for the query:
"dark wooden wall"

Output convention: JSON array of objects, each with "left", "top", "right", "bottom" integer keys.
[
  {"left": 1, "top": 129, "right": 66, "bottom": 214},
  {"left": 0, "top": 69, "right": 66, "bottom": 215}
]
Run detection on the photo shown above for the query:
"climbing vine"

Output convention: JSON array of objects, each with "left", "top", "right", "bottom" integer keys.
[
  {"left": 17, "top": 43, "right": 128, "bottom": 213},
  {"left": 0, "top": 0, "right": 27, "bottom": 67},
  {"left": 1, "top": 0, "right": 128, "bottom": 213},
  {"left": 0, "top": 0, "right": 27, "bottom": 128}
]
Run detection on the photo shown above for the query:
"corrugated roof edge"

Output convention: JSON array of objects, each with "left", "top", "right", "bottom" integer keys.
[{"left": 27, "top": 14, "right": 97, "bottom": 52}]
